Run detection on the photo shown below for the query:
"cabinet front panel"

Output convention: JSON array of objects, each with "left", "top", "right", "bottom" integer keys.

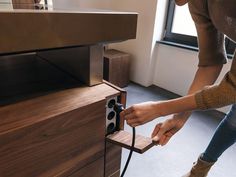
[
  {"left": 69, "top": 157, "right": 104, "bottom": 177},
  {"left": 0, "top": 100, "right": 106, "bottom": 177}
]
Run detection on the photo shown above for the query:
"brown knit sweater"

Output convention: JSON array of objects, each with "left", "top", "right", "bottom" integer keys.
[{"left": 187, "top": 0, "right": 236, "bottom": 109}]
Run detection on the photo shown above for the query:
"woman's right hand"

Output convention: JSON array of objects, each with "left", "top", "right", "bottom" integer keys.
[{"left": 151, "top": 114, "right": 189, "bottom": 146}]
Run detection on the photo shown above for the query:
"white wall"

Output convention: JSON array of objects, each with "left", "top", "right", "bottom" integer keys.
[
  {"left": 154, "top": 44, "right": 198, "bottom": 95},
  {"left": 109, "top": 0, "right": 159, "bottom": 86},
  {"left": 52, "top": 0, "right": 112, "bottom": 10}
]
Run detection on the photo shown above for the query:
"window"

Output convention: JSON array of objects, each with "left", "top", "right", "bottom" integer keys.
[
  {"left": 40, "top": 0, "right": 53, "bottom": 10},
  {"left": 41, "top": 0, "right": 53, "bottom": 6},
  {"left": 164, "top": 0, "right": 235, "bottom": 55}
]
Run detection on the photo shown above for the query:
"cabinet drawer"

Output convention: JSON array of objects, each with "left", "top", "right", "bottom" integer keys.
[
  {"left": 69, "top": 157, "right": 104, "bottom": 177},
  {"left": 0, "top": 100, "right": 106, "bottom": 177}
]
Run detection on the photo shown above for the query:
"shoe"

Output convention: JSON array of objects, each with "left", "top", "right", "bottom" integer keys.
[{"left": 182, "top": 155, "right": 215, "bottom": 177}]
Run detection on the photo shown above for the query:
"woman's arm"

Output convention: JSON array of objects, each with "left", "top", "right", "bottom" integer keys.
[{"left": 121, "top": 65, "right": 223, "bottom": 127}]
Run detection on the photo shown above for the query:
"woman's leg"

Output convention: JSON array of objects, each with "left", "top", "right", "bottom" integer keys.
[
  {"left": 201, "top": 104, "right": 236, "bottom": 162},
  {"left": 182, "top": 105, "right": 236, "bottom": 177}
]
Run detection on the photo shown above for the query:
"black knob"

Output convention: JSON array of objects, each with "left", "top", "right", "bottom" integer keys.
[
  {"left": 108, "top": 111, "right": 115, "bottom": 120},
  {"left": 108, "top": 99, "right": 116, "bottom": 108},
  {"left": 107, "top": 123, "right": 115, "bottom": 134}
]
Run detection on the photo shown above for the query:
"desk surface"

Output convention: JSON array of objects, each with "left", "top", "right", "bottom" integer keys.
[{"left": 0, "top": 5, "right": 137, "bottom": 55}]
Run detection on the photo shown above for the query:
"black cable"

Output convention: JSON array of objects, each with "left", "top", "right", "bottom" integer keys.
[
  {"left": 114, "top": 103, "right": 136, "bottom": 177},
  {"left": 120, "top": 127, "right": 136, "bottom": 177}
]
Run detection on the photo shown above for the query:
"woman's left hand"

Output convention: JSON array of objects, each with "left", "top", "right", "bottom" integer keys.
[{"left": 120, "top": 101, "right": 162, "bottom": 127}]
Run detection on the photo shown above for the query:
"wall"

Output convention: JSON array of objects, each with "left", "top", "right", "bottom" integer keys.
[
  {"left": 109, "top": 0, "right": 159, "bottom": 86},
  {"left": 153, "top": 44, "right": 232, "bottom": 112},
  {"left": 52, "top": 0, "right": 112, "bottom": 10},
  {"left": 108, "top": 0, "right": 170, "bottom": 86}
]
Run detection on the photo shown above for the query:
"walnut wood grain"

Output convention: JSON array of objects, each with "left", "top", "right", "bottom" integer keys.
[
  {"left": 0, "top": 83, "right": 119, "bottom": 135},
  {"left": 0, "top": 83, "right": 120, "bottom": 176},
  {"left": 69, "top": 158, "right": 104, "bottom": 177},
  {"left": 0, "top": 50, "right": 126, "bottom": 177},
  {"left": 103, "top": 80, "right": 127, "bottom": 106},
  {"left": 104, "top": 49, "right": 130, "bottom": 88},
  {"left": 109, "top": 171, "right": 120, "bottom": 177},
  {"left": 0, "top": 100, "right": 106, "bottom": 177},
  {"left": 104, "top": 142, "right": 122, "bottom": 177},
  {"left": 0, "top": 11, "right": 137, "bottom": 55},
  {"left": 106, "top": 130, "right": 155, "bottom": 154}
]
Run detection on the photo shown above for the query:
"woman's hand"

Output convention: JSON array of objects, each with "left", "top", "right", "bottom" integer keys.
[
  {"left": 120, "top": 101, "right": 163, "bottom": 127},
  {"left": 120, "top": 94, "right": 196, "bottom": 127},
  {"left": 151, "top": 115, "right": 188, "bottom": 146}
]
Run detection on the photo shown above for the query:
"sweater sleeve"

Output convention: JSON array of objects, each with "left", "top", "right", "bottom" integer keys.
[
  {"left": 188, "top": 1, "right": 227, "bottom": 67},
  {"left": 187, "top": 1, "right": 236, "bottom": 109},
  {"left": 195, "top": 54, "right": 236, "bottom": 109}
]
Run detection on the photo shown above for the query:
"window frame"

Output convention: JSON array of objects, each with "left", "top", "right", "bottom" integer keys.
[{"left": 163, "top": 0, "right": 235, "bottom": 55}]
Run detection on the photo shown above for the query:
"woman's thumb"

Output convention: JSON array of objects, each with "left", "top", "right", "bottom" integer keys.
[{"left": 152, "top": 122, "right": 171, "bottom": 142}]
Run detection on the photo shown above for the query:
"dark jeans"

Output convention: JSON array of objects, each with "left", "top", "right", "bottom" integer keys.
[{"left": 202, "top": 104, "right": 236, "bottom": 162}]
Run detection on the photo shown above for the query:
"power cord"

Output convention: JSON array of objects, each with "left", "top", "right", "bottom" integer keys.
[
  {"left": 120, "top": 127, "right": 136, "bottom": 177},
  {"left": 114, "top": 103, "right": 136, "bottom": 177}
]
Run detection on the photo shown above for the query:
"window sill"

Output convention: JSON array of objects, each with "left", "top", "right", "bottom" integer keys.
[
  {"left": 157, "top": 40, "right": 233, "bottom": 59},
  {"left": 157, "top": 40, "right": 199, "bottom": 52}
]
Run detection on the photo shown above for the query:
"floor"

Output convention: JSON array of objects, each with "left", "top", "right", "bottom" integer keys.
[{"left": 120, "top": 83, "right": 236, "bottom": 177}]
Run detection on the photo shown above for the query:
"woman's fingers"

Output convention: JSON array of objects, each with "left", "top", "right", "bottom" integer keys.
[
  {"left": 153, "top": 123, "right": 169, "bottom": 142},
  {"left": 120, "top": 107, "right": 135, "bottom": 121},
  {"left": 151, "top": 120, "right": 176, "bottom": 145},
  {"left": 158, "top": 135, "right": 167, "bottom": 145},
  {"left": 121, "top": 111, "right": 138, "bottom": 126},
  {"left": 159, "top": 132, "right": 173, "bottom": 146},
  {"left": 121, "top": 108, "right": 142, "bottom": 127},
  {"left": 126, "top": 117, "right": 146, "bottom": 127},
  {"left": 151, "top": 123, "right": 162, "bottom": 139},
  {"left": 121, "top": 106, "right": 134, "bottom": 117},
  {"left": 126, "top": 118, "right": 138, "bottom": 127},
  {"left": 120, "top": 101, "right": 162, "bottom": 127},
  {"left": 123, "top": 113, "right": 136, "bottom": 121}
]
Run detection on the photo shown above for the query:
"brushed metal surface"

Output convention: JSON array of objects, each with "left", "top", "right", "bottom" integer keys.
[
  {"left": 37, "top": 45, "right": 104, "bottom": 86},
  {"left": 89, "top": 45, "right": 104, "bottom": 85},
  {"left": 0, "top": 10, "right": 138, "bottom": 54}
]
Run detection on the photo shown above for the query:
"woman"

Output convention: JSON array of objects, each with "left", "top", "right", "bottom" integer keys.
[{"left": 121, "top": 0, "right": 236, "bottom": 176}]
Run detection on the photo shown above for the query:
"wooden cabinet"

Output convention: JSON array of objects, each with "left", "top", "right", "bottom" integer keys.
[
  {"left": 0, "top": 54, "right": 123, "bottom": 177},
  {"left": 0, "top": 84, "right": 122, "bottom": 177},
  {"left": 69, "top": 158, "right": 104, "bottom": 177},
  {"left": 104, "top": 142, "right": 122, "bottom": 177},
  {"left": 104, "top": 49, "right": 131, "bottom": 88},
  {"left": 0, "top": 52, "right": 153, "bottom": 177}
]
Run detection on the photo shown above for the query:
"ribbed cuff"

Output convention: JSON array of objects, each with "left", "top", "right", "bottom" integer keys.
[{"left": 195, "top": 91, "right": 208, "bottom": 110}]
